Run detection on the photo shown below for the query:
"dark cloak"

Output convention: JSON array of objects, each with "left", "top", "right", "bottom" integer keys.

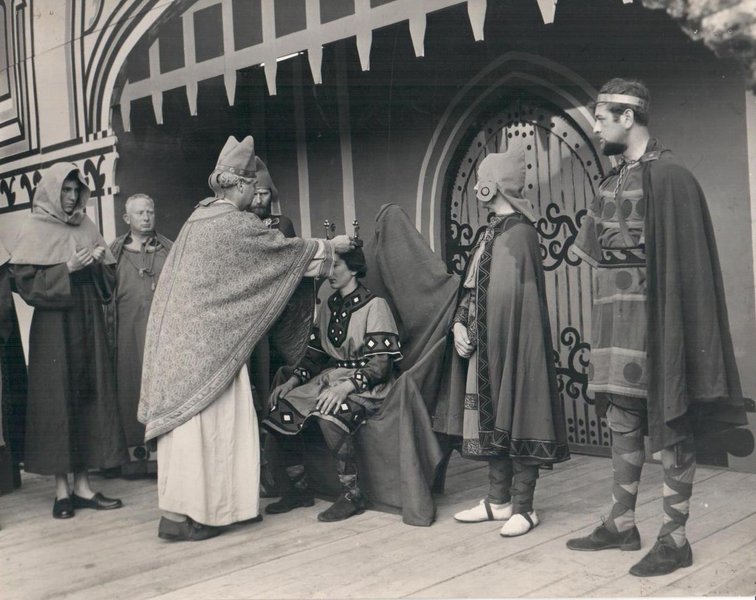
[
  {"left": 12, "top": 263, "right": 128, "bottom": 475},
  {"left": 0, "top": 260, "right": 28, "bottom": 493},
  {"left": 643, "top": 140, "right": 746, "bottom": 451},
  {"left": 433, "top": 213, "right": 569, "bottom": 464},
  {"left": 10, "top": 164, "right": 127, "bottom": 475}
]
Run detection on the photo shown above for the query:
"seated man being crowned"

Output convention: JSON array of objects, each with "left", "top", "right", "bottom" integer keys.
[{"left": 263, "top": 247, "right": 402, "bottom": 522}]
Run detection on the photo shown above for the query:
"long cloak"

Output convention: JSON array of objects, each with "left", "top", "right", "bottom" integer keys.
[
  {"left": 12, "top": 264, "right": 128, "bottom": 474},
  {"left": 643, "top": 141, "right": 747, "bottom": 451},
  {"left": 435, "top": 213, "right": 569, "bottom": 464},
  {"left": 341, "top": 204, "right": 459, "bottom": 525},
  {"left": 0, "top": 252, "right": 28, "bottom": 493},
  {"left": 138, "top": 202, "right": 321, "bottom": 441},
  {"left": 10, "top": 163, "right": 126, "bottom": 475}
]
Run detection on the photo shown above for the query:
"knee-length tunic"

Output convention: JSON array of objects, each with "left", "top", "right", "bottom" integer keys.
[
  {"left": 264, "top": 285, "right": 402, "bottom": 436},
  {"left": 572, "top": 160, "right": 648, "bottom": 400}
]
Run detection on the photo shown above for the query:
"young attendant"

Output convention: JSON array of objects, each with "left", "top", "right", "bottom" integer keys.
[{"left": 449, "top": 136, "right": 569, "bottom": 537}]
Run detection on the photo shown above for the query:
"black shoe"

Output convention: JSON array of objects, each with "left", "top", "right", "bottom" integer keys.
[
  {"left": 566, "top": 523, "right": 641, "bottom": 551},
  {"left": 52, "top": 497, "right": 75, "bottom": 519},
  {"left": 265, "top": 493, "right": 315, "bottom": 514},
  {"left": 317, "top": 491, "right": 366, "bottom": 522},
  {"left": 629, "top": 535, "right": 693, "bottom": 577},
  {"left": 71, "top": 492, "right": 123, "bottom": 510},
  {"left": 158, "top": 517, "right": 221, "bottom": 542}
]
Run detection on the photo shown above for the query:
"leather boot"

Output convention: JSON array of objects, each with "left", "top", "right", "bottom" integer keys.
[{"left": 317, "top": 490, "right": 366, "bottom": 522}]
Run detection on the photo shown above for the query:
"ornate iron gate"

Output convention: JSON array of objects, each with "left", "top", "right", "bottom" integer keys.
[{"left": 444, "top": 96, "right": 610, "bottom": 453}]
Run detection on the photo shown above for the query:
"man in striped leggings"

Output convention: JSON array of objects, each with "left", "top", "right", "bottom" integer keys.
[{"left": 565, "top": 78, "right": 746, "bottom": 577}]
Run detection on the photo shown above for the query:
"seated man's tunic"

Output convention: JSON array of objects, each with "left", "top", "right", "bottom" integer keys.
[
  {"left": 264, "top": 285, "right": 402, "bottom": 436},
  {"left": 572, "top": 160, "right": 647, "bottom": 402}
]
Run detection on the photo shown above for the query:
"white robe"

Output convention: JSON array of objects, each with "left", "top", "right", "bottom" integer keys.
[
  {"left": 157, "top": 364, "right": 259, "bottom": 526},
  {"left": 156, "top": 240, "right": 332, "bottom": 526}
]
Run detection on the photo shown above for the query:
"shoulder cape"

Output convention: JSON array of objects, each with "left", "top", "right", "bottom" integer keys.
[{"left": 138, "top": 203, "right": 317, "bottom": 440}]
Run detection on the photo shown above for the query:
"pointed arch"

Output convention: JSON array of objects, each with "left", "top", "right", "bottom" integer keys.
[{"left": 415, "top": 51, "right": 608, "bottom": 250}]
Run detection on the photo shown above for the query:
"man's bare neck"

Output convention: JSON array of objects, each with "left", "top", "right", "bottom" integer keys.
[{"left": 623, "top": 130, "right": 651, "bottom": 163}]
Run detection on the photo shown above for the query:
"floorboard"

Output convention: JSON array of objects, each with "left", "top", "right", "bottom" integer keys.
[{"left": 1, "top": 454, "right": 754, "bottom": 599}]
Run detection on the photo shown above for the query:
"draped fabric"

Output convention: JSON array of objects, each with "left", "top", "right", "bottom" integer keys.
[
  {"left": 642, "top": 140, "right": 746, "bottom": 451},
  {"left": 138, "top": 203, "right": 319, "bottom": 440},
  {"left": 441, "top": 213, "right": 570, "bottom": 464},
  {"left": 13, "top": 263, "right": 128, "bottom": 475},
  {"left": 352, "top": 204, "right": 460, "bottom": 525},
  {"left": 9, "top": 163, "right": 115, "bottom": 266}
]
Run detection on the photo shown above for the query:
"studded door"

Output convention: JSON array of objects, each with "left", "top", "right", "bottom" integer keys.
[{"left": 443, "top": 96, "right": 611, "bottom": 453}]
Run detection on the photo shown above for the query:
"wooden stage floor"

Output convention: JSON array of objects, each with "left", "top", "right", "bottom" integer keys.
[{"left": 1, "top": 454, "right": 755, "bottom": 599}]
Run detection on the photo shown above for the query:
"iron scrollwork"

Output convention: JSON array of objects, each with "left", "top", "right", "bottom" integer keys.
[
  {"left": 447, "top": 221, "right": 486, "bottom": 275},
  {"left": 553, "top": 326, "right": 592, "bottom": 404},
  {"left": 535, "top": 204, "right": 587, "bottom": 271}
]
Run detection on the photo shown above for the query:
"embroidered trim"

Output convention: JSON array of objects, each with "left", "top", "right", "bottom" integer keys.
[
  {"left": 263, "top": 396, "right": 370, "bottom": 437},
  {"left": 599, "top": 247, "right": 646, "bottom": 268},
  {"left": 362, "top": 331, "right": 402, "bottom": 359},
  {"left": 326, "top": 286, "right": 375, "bottom": 347},
  {"left": 463, "top": 429, "right": 570, "bottom": 462},
  {"left": 350, "top": 371, "right": 370, "bottom": 392},
  {"left": 293, "top": 367, "right": 310, "bottom": 383},
  {"left": 337, "top": 359, "right": 369, "bottom": 369},
  {"left": 452, "top": 305, "right": 469, "bottom": 327},
  {"left": 306, "top": 328, "right": 327, "bottom": 354},
  {"left": 475, "top": 214, "right": 530, "bottom": 447}
]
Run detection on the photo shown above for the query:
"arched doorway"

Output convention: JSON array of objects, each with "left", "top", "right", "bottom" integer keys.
[{"left": 443, "top": 92, "right": 610, "bottom": 454}]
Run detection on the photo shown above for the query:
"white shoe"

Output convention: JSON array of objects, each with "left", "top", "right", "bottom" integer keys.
[
  {"left": 454, "top": 499, "right": 513, "bottom": 523},
  {"left": 499, "top": 510, "right": 539, "bottom": 537}
]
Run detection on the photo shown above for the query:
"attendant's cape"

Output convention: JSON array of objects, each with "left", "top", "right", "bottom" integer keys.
[
  {"left": 138, "top": 201, "right": 319, "bottom": 441},
  {"left": 641, "top": 140, "right": 746, "bottom": 451},
  {"left": 433, "top": 213, "right": 569, "bottom": 464}
]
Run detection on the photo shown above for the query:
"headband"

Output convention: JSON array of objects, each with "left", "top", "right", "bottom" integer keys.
[{"left": 596, "top": 93, "right": 648, "bottom": 111}]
